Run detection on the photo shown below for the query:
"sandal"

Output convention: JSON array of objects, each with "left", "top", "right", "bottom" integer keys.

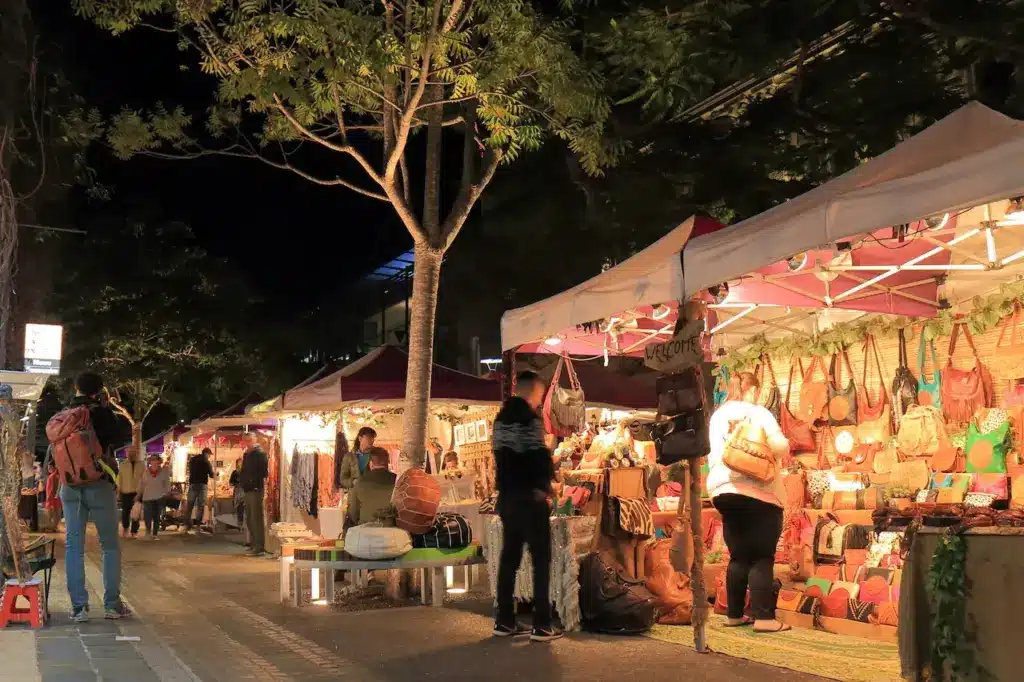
[
  {"left": 723, "top": 617, "right": 754, "bottom": 627},
  {"left": 753, "top": 622, "right": 792, "bottom": 633}
]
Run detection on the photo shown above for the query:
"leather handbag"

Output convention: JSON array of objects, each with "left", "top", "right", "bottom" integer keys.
[
  {"left": 941, "top": 322, "right": 993, "bottom": 425},
  {"left": 797, "top": 595, "right": 821, "bottom": 616},
  {"left": 722, "top": 419, "right": 776, "bottom": 483},
  {"left": 917, "top": 329, "right": 942, "bottom": 410},
  {"left": 628, "top": 420, "right": 655, "bottom": 442},
  {"left": 643, "top": 540, "right": 694, "bottom": 625},
  {"left": 781, "top": 362, "right": 816, "bottom": 453},
  {"left": 871, "top": 601, "right": 899, "bottom": 627},
  {"left": 656, "top": 370, "right": 702, "bottom": 417},
  {"left": 845, "top": 548, "right": 869, "bottom": 566},
  {"left": 969, "top": 473, "right": 1009, "bottom": 499},
  {"left": 814, "top": 564, "right": 841, "bottom": 581},
  {"left": 806, "top": 576, "right": 832, "bottom": 595},
  {"left": 892, "top": 329, "right": 919, "bottom": 425},
  {"left": 813, "top": 513, "right": 844, "bottom": 563},
  {"left": 995, "top": 302, "right": 1024, "bottom": 357},
  {"left": 846, "top": 442, "right": 883, "bottom": 474},
  {"left": 847, "top": 599, "right": 876, "bottom": 623},
  {"left": 782, "top": 470, "right": 808, "bottom": 508},
  {"left": 856, "top": 335, "right": 892, "bottom": 444},
  {"left": 713, "top": 366, "right": 729, "bottom": 409},
  {"left": 799, "top": 356, "right": 830, "bottom": 424},
  {"left": 827, "top": 350, "right": 859, "bottom": 427},
  {"left": 776, "top": 588, "right": 802, "bottom": 612},
  {"left": 543, "top": 355, "right": 586, "bottom": 437},
  {"left": 896, "top": 405, "right": 952, "bottom": 459},
  {"left": 821, "top": 588, "right": 850, "bottom": 619},
  {"left": 859, "top": 575, "right": 894, "bottom": 605},
  {"left": 831, "top": 581, "right": 860, "bottom": 599},
  {"left": 651, "top": 411, "right": 709, "bottom": 465},
  {"left": 757, "top": 356, "right": 781, "bottom": 422}
]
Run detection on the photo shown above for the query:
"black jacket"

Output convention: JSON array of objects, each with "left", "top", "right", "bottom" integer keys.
[
  {"left": 492, "top": 396, "right": 554, "bottom": 502},
  {"left": 70, "top": 395, "right": 119, "bottom": 455},
  {"left": 240, "top": 446, "right": 269, "bottom": 492},
  {"left": 188, "top": 455, "right": 214, "bottom": 485}
]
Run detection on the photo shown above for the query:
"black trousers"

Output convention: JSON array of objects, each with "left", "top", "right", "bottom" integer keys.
[
  {"left": 496, "top": 498, "right": 552, "bottom": 628},
  {"left": 712, "top": 493, "right": 783, "bottom": 620},
  {"left": 120, "top": 492, "right": 140, "bottom": 534}
]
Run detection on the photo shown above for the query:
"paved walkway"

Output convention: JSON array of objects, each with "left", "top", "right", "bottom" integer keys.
[{"left": 2, "top": 530, "right": 830, "bottom": 682}]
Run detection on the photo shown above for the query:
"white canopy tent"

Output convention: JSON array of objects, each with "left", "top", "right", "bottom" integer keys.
[{"left": 501, "top": 102, "right": 1024, "bottom": 353}]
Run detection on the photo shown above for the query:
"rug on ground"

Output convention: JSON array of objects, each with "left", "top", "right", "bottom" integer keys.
[{"left": 644, "top": 620, "right": 902, "bottom": 682}]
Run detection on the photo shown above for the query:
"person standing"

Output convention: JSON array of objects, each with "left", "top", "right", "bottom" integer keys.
[
  {"left": 339, "top": 427, "right": 376, "bottom": 490},
  {"left": 184, "top": 448, "right": 214, "bottom": 533},
  {"left": 492, "top": 370, "right": 561, "bottom": 642},
  {"left": 229, "top": 457, "right": 245, "bottom": 530},
  {"left": 53, "top": 372, "right": 130, "bottom": 622},
  {"left": 117, "top": 449, "right": 144, "bottom": 538},
  {"left": 240, "top": 437, "right": 269, "bottom": 557},
  {"left": 137, "top": 454, "right": 171, "bottom": 539},
  {"left": 707, "top": 371, "right": 791, "bottom": 633}
]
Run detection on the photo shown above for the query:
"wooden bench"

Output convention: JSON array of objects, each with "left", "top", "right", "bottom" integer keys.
[{"left": 282, "top": 546, "right": 486, "bottom": 607}]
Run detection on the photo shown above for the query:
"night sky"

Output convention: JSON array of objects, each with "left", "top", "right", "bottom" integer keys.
[{"left": 43, "top": 5, "right": 411, "bottom": 312}]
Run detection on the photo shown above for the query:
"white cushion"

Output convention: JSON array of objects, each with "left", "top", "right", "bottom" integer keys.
[{"left": 345, "top": 525, "right": 412, "bottom": 560}]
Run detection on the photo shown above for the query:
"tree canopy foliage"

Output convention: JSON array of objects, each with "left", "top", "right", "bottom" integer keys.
[{"left": 52, "top": 210, "right": 270, "bottom": 432}]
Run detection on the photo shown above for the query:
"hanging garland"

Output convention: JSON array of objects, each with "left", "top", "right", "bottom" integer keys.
[
  {"left": 718, "top": 279, "right": 1024, "bottom": 371},
  {"left": 295, "top": 411, "right": 341, "bottom": 428},
  {"left": 926, "top": 531, "right": 973, "bottom": 681}
]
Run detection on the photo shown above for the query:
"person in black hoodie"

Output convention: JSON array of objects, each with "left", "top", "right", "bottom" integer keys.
[{"left": 492, "top": 370, "right": 561, "bottom": 642}]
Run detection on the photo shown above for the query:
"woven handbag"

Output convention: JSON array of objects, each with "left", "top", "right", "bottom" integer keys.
[
  {"left": 543, "top": 355, "right": 586, "bottom": 436},
  {"left": 917, "top": 329, "right": 942, "bottom": 410}
]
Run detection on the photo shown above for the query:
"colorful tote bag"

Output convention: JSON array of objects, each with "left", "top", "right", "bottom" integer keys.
[
  {"left": 917, "top": 329, "right": 942, "bottom": 410},
  {"left": 965, "top": 418, "right": 1010, "bottom": 474}
]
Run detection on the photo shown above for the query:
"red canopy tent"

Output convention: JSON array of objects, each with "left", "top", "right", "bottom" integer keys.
[{"left": 265, "top": 345, "right": 501, "bottom": 412}]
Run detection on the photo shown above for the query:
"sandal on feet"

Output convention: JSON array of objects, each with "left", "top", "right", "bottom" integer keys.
[
  {"left": 753, "top": 622, "right": 792, "bottom": 633},
  {"left": 724, "top": 617, "right": 754, "bottom": 627}
]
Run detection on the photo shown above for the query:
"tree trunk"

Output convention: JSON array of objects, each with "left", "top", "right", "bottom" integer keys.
[
  {"left": 399, "top": 244, "right": 444, "bottom": 469},
  {"left": 131, "top": 421, "right": 142, "bottom": 461}
]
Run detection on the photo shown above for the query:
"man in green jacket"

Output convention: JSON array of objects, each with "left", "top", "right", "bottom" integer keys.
[{"left": 345, "top": 449, "right": 397, "bottom": 527}]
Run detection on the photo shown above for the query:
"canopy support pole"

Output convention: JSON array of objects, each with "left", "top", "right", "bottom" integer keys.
[{"left": 688, "top": 360, "right": 710, "bottom": 653}]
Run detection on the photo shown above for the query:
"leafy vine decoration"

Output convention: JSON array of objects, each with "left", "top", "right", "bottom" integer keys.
[{"left": 926, "top": 531, "right": 972, "bottom": 681}]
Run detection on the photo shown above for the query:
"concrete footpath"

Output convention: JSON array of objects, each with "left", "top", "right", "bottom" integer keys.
[{"left": 2, "top": 530, "right": 828, "bottom": 682}]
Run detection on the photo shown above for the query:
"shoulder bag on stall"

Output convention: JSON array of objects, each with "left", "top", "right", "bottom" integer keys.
[
  {"left": 713, "top": 366, "right": 730, "bottom": 409},
  {"left": 917, "top": 329, "right": 942, "bottom": 410},
  {"left": 827, "top": 349, "right": 859, "bottom": 427},
  {"left": 798, "top": 356, "right": 829, "bottom": 425},
  {"left": 756, "top": 356, "right": 781, "bottom": 422},
  {"left": 649, "top": 411, "right": 709, "bottom": 465},
  {"left": 941, "top": 322, "right": 993, "bottom": 426},
  {"left": 542, "top": 355, "right": 586, "bottom": 437},
  {"left": 722, "top": 418, "right": 776, "bottom": 483},
  {"left": 780, "top": 360, "right": 817, "bottom": 453},
  {"left": 891, "top": 329, "right": 918, "bottom": 425},
  {"left": 856, "top": 334, "right": 892, "bottom": 445},
  {"left": 995, "top": 301, "right": 1024, "bottom": 358},
  {"left": 656, "top": 370, "right": 702, "bottom": 417}
]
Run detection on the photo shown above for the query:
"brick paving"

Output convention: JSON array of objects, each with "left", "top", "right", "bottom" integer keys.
[{"left": 5, "top": 529, "right": 831, "bottom": 682}]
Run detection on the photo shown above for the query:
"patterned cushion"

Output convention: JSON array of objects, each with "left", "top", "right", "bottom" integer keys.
[
  {"left": 858, "top": 575, "right": 893, "bottom": 605},
  {"left": 412, "top": 512, "right": 473, "bottom": 549},
  {"left": 392, "top": 469, "right": 441, "bottom": 534},
  {"left": 344, "top": 525, "right": 412, "bottom": 560}
]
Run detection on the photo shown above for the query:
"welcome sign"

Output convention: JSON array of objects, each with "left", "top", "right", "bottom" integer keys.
[{"left": 643, "top": 320, "right": 704, "bottom": 373}]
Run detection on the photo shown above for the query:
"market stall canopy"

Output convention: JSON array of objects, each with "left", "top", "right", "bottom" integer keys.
[
  {"left": 186, "top": 393, "right": 277, "bottom": 432},
  {"left": 536, "top": 360, "right": 657, "bottom": 411},
  {"left": 502, "top": 102, "right": 1024, "bottom": 353},
  {"left": 249, "top": 365, "right": 337, "bottom": 414},
  {"left": 0, "top": 371, "right": 49, "bottom": 401},
  {"left": 257, "top": 345, "right": 501, "bottom": 413}
]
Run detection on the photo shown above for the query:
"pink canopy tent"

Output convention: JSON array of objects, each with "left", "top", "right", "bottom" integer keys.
[
  {"left": 263, "top": 345, "right": 501, "bottom": 412},
  {"left": 502, "top": 103, "right": 1024, "bottom": 356}
]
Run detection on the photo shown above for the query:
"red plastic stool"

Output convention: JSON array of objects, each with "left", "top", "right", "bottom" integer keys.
[{"left": 0, "top": 578, "right": 44, "bottom": 629}]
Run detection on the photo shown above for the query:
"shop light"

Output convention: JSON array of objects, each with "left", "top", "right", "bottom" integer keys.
[
  {"left": 651, "top": 304, "right": 671, "bottom": 320},
  {"left": 312, "top": 599, "right": 329, "bottom": 606},
  {"left": 986, "top": 227, "right": 997, "bottom": 264},
  {"left": 311, "top": 568, "right": 320, "bottom": 600},
  {"left": 544, "top": 336, "right": 562, "bottom": 347},
  {"left": 603, "top": 348, "right": 609, "bottom": 367},
  {"left": 924, "top": 213, "right": 950, "bottom": 230},
  {"left": 446, "top": 587, "right": 468, "bottom": 595}
]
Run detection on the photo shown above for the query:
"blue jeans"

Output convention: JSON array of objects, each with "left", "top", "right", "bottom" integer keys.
[
  {"left": 60, "top": 481, "right": 121, "bottom": 611},
  {"left": 184, "top": 484, "right": 207, "bottom": 529}
]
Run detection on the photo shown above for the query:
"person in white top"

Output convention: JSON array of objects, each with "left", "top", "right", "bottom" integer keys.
[{"left": 706, "top": 371, "right": 791, "bottom": 633}]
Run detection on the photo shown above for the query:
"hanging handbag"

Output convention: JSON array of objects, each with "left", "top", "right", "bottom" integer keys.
[
  {"left": 995, "top": 301, "right": 1024, "bottom": 358},
  {"left": 798, "top": 356, "right": 829, "bottom": 424},
  {"left": 965, "top": 412, "right": 1010, "bottom": 474},
  {"left": 713, "top": 366, "right": 729, "bottom": 409},
  {"left": 942, "top": 322, "right": 993, "bottom": 425},
  {"left": 892, "top": 329, "right": 919, "bottom": 426},
  {"left": 756, "top": 356, "right": 781, "bottom": 422},
  {"left": 542, "top": 355, "right": 586, "bottom": 437},
  {"left": 656, "top": 370, "right": 702, "bottom": 417},
  {"left": 650, "top": 411, "right": 709, "bottom": 465},
  {"left": 781, "top": 361, "right": 817, "bottom": 452},
  {"left": 856, "top": 335, "right": 891, "bottom": 444},
  {"left": 917, "top": 329, "right": 942, "bottom": 410},
  {"left": 722, "top": 419, "right": 776, "bottom": 483},
  {"left": 827, "top": 349, "right": 859, "bottom": 427}
]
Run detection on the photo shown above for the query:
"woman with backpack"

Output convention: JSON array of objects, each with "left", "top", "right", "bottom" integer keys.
[
  {"left": 137, "top": 454, "right": 172, "bottom": 539},
  {"left": 706, "top": 371, "right": 791, "bottom": 633}
]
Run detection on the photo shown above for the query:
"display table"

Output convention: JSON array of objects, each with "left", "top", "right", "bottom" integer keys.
[
  {"left": 899, "top": 526, "right": 1024, "bottom": 682},
  {"left": 481, "top": 515, "right": 597, "bottom": 632}
]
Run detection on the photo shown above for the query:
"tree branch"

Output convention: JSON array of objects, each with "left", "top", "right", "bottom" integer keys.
[
  {"left": 884, "top": 0, "right": 1024, "bottom": 55},
  {"left": 442, "top": 147, "right": 501, "bottom": 252}
]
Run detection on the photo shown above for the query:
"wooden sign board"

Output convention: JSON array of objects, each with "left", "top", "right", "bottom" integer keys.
[{"left": 643, "top": 320, "right": 704, "bottom": 373}]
